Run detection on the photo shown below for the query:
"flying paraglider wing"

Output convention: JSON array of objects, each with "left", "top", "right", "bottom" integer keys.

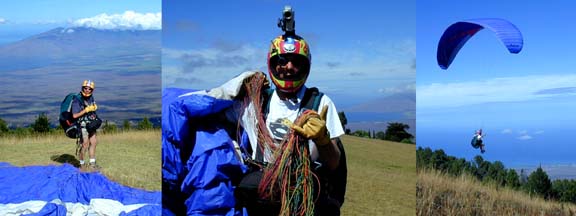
[{"left": 437, "top": 18, "right": 523, "bottom": 70}]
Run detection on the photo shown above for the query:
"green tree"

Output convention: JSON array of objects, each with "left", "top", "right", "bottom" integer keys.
[
  {"left": 551, "top": 179, "right": 576, "bottom": 202},
  {"left": 430, "top": 149, "right": 448, "bottom": 171},
  {"left": 400, "top": 138, "right": 414, "bottom": 144},
  {"left": 487, "top": 161, "right": 507, "bottom": 187},
  {"left": 137, "top": 117, "right": 153, "bottom": 130},
  {"left": 337, "top": 111, "right": 347, "bottom": 131},
  {"left": 102, "top": 120, "right": 117, "bottom": 134},
  {"left": 0, "top": 118, "right": 9, "bottom": 135},
  {"left": 473, "top": 155, "right": 489, "bottom": 180},
  {"left": 352, "top": 130, "right": 370, "bottom": 138},
  {"left": 123, "top": 120, "right": 131, "bottom": 131},
  {"left": 375, "top": 131, "right": 386, "bottom": 140},
  {"left": 31, "top": 112, "right": 51, "bottom": 133},
  {"left": 416, "top": 147, "right": 433, "bottom": 170},
  {"left": 505, "top": 169, "right": 521, "bottom": 189},
  {"left": 525, "top": 167, "right": 552, "bottom": 199},
  {"left": 447, "top": 158, "right": 466, "bottom": 176},
  {"left": 384, "top": 122, "right": 414, "bottom": 142}
]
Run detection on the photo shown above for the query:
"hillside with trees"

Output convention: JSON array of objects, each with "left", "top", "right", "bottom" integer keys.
[{"left": 417, "top": 147, "right": 576, "bottom": 215}]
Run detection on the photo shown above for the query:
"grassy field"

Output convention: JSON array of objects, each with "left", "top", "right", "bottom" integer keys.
[
  {"left": 0, "top": 132, "right": 415, "bottom": 213},
  {"left": 417, "top": 169, "right": 576, "bottom": 216},
  {"left": 340, "top": 135, "right": 416, "bottom": 216},
  {"left": 0, "top": 130, "right": 161, "bottom": 191}
]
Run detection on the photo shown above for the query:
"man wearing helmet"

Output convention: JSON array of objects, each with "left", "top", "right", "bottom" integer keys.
[
  {"left": 72, "top": 80, "right": 100, "bottom": 169},
  {"left": 265, "top": 35, "right": 343, "bottom": 171},
  {"left": 233, "top": 34, "right": 345, "bottom": 215}
]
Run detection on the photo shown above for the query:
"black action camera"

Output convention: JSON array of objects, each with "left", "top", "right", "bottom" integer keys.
[{"left": 277, "top": 5, "right": 295, "bottom": 36}]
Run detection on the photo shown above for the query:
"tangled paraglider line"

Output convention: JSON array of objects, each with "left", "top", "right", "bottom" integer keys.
[{"left": 241, "top": 75, "right": 319, "bottom": 216}]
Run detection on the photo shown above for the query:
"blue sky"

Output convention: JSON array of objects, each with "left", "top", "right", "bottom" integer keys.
[
  {"left": 162, "top": 0, "right": 415, "bottom": 110},
  {"left": 417, "top": 1, "right": 576, "bottom": 166},
  {"left": 0, "top": 0, "right": 160, "bottom": 44}
]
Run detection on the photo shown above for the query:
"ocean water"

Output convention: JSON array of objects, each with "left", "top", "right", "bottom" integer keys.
[{"left": 417, "top": 126, "right": 576, "bottom": 168}]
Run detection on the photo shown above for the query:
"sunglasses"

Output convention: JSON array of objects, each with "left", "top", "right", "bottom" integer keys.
[
  {"left": 83, "top": 87, "right": 93, "bottom": 91},
  {"left": 277, "top": 54, "right": 304, "bottom": 67}
]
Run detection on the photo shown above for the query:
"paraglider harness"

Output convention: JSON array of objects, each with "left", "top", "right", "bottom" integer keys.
[
  {"left": 59, "top": 93, "right": 101, "bottom": 156},
  {"left": 236, "top": 87, "right": 347, "bottom": 214},
  {"left": 471, "top": 135, "right": 483, "bottom": 149}
]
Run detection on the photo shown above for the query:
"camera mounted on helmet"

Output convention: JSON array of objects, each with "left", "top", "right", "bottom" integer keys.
[{"left": 278, "top": 5, "right": 295, "bottom": 37}]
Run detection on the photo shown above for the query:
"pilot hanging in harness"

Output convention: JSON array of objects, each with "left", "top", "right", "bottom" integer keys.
[
  {"left": 471, "top": 129, "right": 486, "bottom": 154},
  {"left": 72, "top": 80, "right": 102, "bottom": 169}
]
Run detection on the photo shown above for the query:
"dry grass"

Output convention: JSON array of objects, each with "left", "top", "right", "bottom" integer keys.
[
  {"left": 340, "top": 135, "right": 416, "bottom": 216},
  {"left": 417, "top": 169, "right": 576, "bottom": 216},
  {"left": 0, "top": 130, "right": 161, "bottom": 191}
]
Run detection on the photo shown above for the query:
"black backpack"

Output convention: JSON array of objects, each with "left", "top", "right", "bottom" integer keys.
[{"left": 59, "top": 93, "right": 81, "bottom": 138}]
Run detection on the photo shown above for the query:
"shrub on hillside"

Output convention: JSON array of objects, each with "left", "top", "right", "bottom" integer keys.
[
  {"left": 525, "top": 167, "right": 551, "bottom": 199},
  {"left": 31, "top": 113, "right": 51, "bottom": 133},
  {"left": 0, "top": 118, "right": 9, "bottom": 135},
  {"left": 137, "top": 117, "right": 153, "bottom": 130},
  {"left": 384, "top": 122, "right": 413, "bottom": 142}
]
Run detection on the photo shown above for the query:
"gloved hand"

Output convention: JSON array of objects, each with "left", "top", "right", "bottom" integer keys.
[
  {"left": 84, "top": 104, "right": 97, "bottom": 113},
  {"left": 290, "top": 105, "right": 331, "bottom": 146}
]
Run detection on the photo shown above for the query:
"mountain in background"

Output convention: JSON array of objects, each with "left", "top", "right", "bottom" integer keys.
[
  {"left": 0, "top": 27, "right": 161, "bottom": 127},
  {"left": 343, "top": 92, "right": 415, "bottom": 135}
]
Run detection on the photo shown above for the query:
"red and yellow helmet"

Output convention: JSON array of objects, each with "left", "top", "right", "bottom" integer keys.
[
  {"left": 81, "top": 80, "right": 95, "bottom": 97},
  {"left": 267, "top": 35, "right": 311, "bottom": 93}
]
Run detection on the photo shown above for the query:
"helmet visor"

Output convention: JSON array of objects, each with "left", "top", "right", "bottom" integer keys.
[{"left": 269, "top": 54, "right": 310, "bottom": 81}]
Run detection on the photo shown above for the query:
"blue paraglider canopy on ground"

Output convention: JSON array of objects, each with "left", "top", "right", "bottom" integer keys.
[{"left": 0, "top": 162, "right": 161, "bottom": 215}]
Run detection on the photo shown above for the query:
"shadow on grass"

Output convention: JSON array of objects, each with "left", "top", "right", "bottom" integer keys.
[{"left": 50, "top": 154, "right": 81, "bottom": 168}]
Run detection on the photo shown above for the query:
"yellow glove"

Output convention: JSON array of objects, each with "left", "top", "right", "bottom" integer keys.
[
  {"left": 290, "top": 105, "right": 331, "bottom": 146},
  {"left": 84, "top": 104, "right": 97, "bottom": 113}
]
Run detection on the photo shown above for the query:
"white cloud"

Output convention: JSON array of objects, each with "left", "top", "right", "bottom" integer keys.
[
  {"left": 72, "top": 11, "right": 161, "bottom": 30},
  {"left": 510, "top": 129, "right": 543, "bottom": 141},
  {"left": 418, "top": 74, "right": 576, "bottom": 108},
  {"left": 378, "top": 83, "right": 415, "bottom": 94},
  {"left": 162, "top": 38, "right": 416, "bottom": 95},
  {"left": 0, "top": 18, "right": 6, "bottom": 24},
  {"left": 162, "top": 45, "right": 264, "bottom": 89},
  {"left": 517, "top": 134, "right": 532, "bottom": 140},
  {"left": 501, "top": 129, "right": 513, "bottom": 134}
]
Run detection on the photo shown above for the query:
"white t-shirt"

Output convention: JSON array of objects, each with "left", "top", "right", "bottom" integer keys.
[{"left": 261, "top": 87, "right": 345, "bottom": 162}]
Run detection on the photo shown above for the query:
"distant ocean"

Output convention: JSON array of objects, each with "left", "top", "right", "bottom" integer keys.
[
  {"left": 346, "top": 112, "right": 415, "bottom": 134},
  {"left": 417, "top": 126, "right": 575, "bottom": 168}
]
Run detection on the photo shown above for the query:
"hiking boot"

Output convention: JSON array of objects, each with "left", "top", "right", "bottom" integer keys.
[{"left": 89, "top": 162, "right": 101, "bottom": 170}]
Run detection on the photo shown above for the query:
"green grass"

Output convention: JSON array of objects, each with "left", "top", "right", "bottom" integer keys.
[
  {"left": 341, "top": 135, "right": 416, "bottom": 216},
  {"left": 0, "top": 130, "right": 161, "bottom": 191}
]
